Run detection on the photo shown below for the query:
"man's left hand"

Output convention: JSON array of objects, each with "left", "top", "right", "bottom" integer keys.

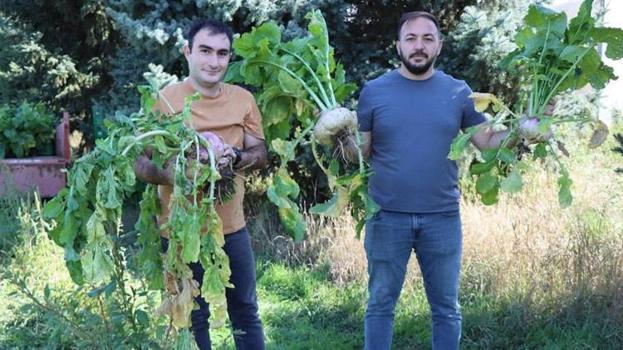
[{"left": 219, "top": 144, "right": 240, "bottom": 169}]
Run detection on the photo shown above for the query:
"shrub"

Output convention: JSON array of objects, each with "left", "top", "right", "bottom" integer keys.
[{"left": 0, "top": 102, "right": 56, "bottom": 158}]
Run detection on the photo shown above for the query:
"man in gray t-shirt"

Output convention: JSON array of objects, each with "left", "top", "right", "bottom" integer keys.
[{"left": 335, "top": 11, "right": 518, "bottom": 350}]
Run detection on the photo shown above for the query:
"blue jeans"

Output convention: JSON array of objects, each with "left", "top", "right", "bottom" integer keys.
[
  {"left": 162, "top": 227, "right": 265, "bottom": 350},
  {"left": 364, "top": 210, "right": 462, "bottom": 350}
]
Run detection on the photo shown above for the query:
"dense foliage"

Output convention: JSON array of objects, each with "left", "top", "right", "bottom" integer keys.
[
  {"left": 0, "top": 102, "right": 57, "bottom": 158},
  {"left": 1, "top": 1, "right": 526, "bottom": 134}
]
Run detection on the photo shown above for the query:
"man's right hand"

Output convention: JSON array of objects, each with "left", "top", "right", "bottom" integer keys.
[{"left": 135, "top": 152, "right": 176, "bottom": 186}]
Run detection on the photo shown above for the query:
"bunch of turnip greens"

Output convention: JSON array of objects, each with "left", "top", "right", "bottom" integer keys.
[
  {"left": 42, "top": 85, "right": 231, "bottom": 346},
  {"left": 227, "top": 10, "right": 378, "bottom": 240},
  {"left": 450, "top": 0, "right": 623, "bottom": 207}
]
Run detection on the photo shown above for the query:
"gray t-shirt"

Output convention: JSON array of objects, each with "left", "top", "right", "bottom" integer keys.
[{"left": 357, "top": 69, "right": 486, "bottom": 213}]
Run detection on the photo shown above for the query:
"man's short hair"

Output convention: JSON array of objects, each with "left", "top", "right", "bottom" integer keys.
[
  {"left": 397, "top": 11, "right": 440, "bottom": 40},
  {"left": 187, "top": 19, "right": 234, "bottom": 51}
]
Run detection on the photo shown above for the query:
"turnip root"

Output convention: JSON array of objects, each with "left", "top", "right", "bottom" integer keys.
[
  {"left": 193, "top": 131, "right": 235, "bottom": 203},
  {"left": 518, "top": 116, "right": 552, "bottom": 144},
  {"left": 198, "top": 131, "right": 225, "bottom": 162},
  {"left": 313, "top": 107, "right": 357, "bottom": 146}
]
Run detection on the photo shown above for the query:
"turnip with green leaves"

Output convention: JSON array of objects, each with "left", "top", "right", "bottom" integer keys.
[
  {"left": 313, "top": 107, "right": 358, "bottom": 146},
  {"left": 227, "top": 10, "right": 378, "bottom": 238},
  {"left": 449, "top": 0, "right": 623, "bottom": 207},
  {"left": 43, "top": 89, "right": 232, "bottom": 345}
]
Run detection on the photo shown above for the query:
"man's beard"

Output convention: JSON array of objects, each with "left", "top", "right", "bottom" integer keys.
[{"left": 399, "top": 48, "right": 437, "bottom": 76}]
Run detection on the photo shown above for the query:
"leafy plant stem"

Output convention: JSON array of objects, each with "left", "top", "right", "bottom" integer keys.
[
  {"left": 354, "top": 131, "right": 365, "bottom": 175},
  {"left": 539, "top": 45, "right": 594, "bottom": 116},
  {"left": 96, "top": 294, "right": 113, "bottom": 349},
  {"left": 110, "top": 227, "right": 138, "bottom": 335},
  {"left": 121, "top": 130, "right": 173, "bottom": 156},
  {"left": 280, "top": 48, "right": 334, "bottom": 109},
  {"left": 12, "top": 277, "right": 99, "bottom": 347},
  {"left": 310, "top": 137, "right": 331, "bottom": 179},
  {"left": 254, "top": 60, "right": 328, "bottom": 110}
]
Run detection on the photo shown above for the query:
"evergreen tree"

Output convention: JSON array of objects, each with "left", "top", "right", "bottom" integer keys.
[
  {"left": 0, "top": 1, "right": 119, "bottom": 133},
  {"left": 1, "top": 0, "right": 538, "bottom": 143}
]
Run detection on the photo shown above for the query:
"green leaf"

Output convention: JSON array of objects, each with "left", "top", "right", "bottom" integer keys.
[
  {"left": 274, "top": 169, "right": 300, "bottom": 199},
  {"left": 277, "top": 70, "right": 303, "bottom": 95},
  {"left": 181, "top": 219, "right": 201, "bottom": 263},
  {"left": 65, "top": 260, "right": 84, "bottom": 285},
  {"left": 559, "top": 45, "right": 588, "bottom": 63},
  {"left": 448, "top": 131, "right": 473, "bottom": 160},
  {"left": 306, "top": 10, "right": 330, "bottom": 61},
  {"left": 567, "top": 0, "right": 595, "bottom": 44},
  {"left": 267, "top": 185, "right": 291, "bottom": 208},
  {"left": 278, "top": 206, "right": 306, "bottom": 241},
  {"left": 271, "top": 138, "right": 297, "bottom": 162},
  {"left": 470, "top": 161, "right": 495, "bottom": 175},
  {"left": 263, "top": 96, "right": 291, "bottom": 127},
  {"left": 533, "top": 143, "right": 548, "bottom": 159},
  {"left": 202, "top": 265, "right": 225, "bottom": 298},
  {"left": 480, "top": 186, "right": 500, "bottom": 206},
  {"left": 497, "top": 148, "right": 516, "bottom": 164},
  {"left": 309, "top": 187, "right": 349, "bottom": 217},
  {"left": 476, "top": 173, "right": 498, "bottom": 194},
  {"left": 43, "top": 189, "right": 67, "bottom": 220},
  {"left": 525, "top": 4, "right": 567, "bottom": 37},
  {"left": 86, "top": 212, "right": 106, "bottom": 242},
  {"left": 500, "top": 171, "right": 523, "bottom": 193},
  {"left": 59, "top": 211, "right": 78, "bottom": 246},
  {"left": 135, "top": 309, "right": 150, "bottom": 328},
  {"left": 590, "top": 27, "right": 623, "bottom": 60}
]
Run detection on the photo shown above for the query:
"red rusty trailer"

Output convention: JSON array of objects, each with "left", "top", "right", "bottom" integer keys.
[{"left": 0, "top": 112, "right": 71, "bottom": 198}]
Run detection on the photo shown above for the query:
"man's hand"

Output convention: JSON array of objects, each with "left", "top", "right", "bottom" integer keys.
[
  {"left": 219, "top": 144, "right": 237, "bottom": 168},
  {"left": 226, "top": 134, "right": 268, "bottom": 171},
  {"left": 135, "top": 151, "right": 175, "bottom": 186},
  {"left": 518, "top": 100, "right": 556, "bottom": 144}
]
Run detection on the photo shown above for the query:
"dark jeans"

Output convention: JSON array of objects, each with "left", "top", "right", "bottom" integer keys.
[
  {"left": 364, "top": 210, "right": 463, "bottom": 350},
  {"left": 162, "top": 227, "right": 265, "bottom": 350}
]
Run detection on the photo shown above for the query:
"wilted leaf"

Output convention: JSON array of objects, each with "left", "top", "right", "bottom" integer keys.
[
  {"left": 309, "top": 187, "right": 349, "bottom": 217},
  {"left": 470, "top": 93, "right": 499, "bottom": 113},
  {"left": 557, "top": 141, "right": 570, "bottom": 157},
  {"left": 588, "top": 120, "right": 609, "bottom": 148}
]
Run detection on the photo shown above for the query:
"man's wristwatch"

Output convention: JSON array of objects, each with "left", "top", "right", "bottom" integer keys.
[{"left": 232, "top": 147, "right": 243, "bottom": 167}]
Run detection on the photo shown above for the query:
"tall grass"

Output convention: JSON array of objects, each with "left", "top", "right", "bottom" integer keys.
[
  {"left": 247, "top": 129, "right": 623, "bottom": 348},
  {"left": 0, "top": 192, "right": 169, "bottom": 349}
]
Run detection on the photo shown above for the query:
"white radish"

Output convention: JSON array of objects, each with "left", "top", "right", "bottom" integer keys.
[
  {"left": 313, "top": 107, "right": 357, "bottom": 145},
  {"left": 198, "top": 131, "right": 225, "bottom": 162}
]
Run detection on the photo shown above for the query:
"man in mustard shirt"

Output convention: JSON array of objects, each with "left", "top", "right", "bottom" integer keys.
[{"left": 134, "top": 19, "right": 267, "bottom": 350}]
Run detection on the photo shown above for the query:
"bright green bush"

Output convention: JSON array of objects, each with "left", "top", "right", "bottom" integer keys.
[{"left": 0, "top": 102, "right": 56, "bottom": 158}]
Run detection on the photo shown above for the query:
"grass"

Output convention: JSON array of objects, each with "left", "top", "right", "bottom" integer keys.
[{"left": 1, "top": 125, "right": 622, "bottom": 349}]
